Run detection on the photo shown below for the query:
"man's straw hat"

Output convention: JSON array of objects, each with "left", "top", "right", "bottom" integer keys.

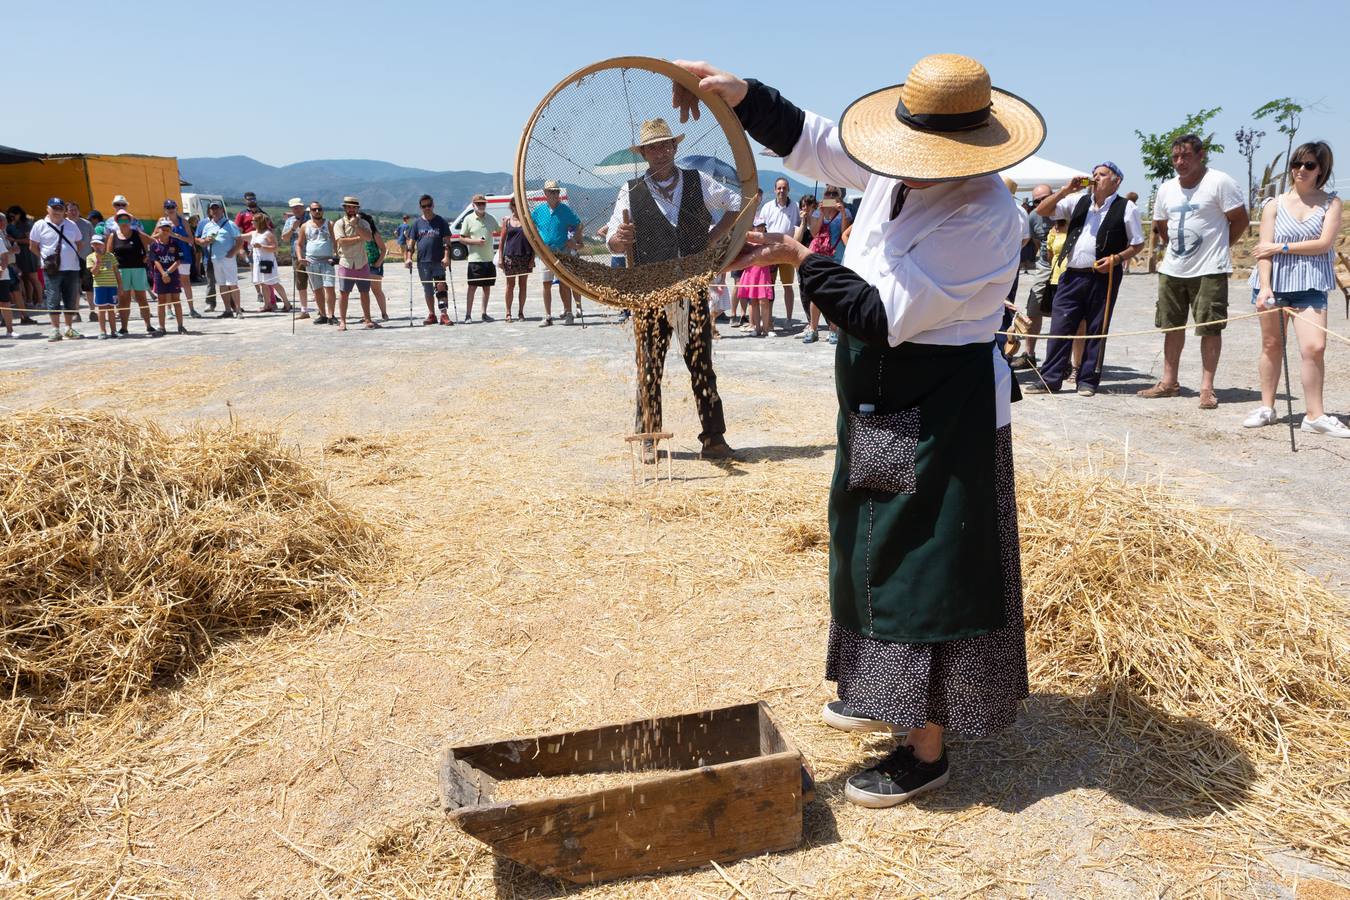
[
  {"left": 839, "top": 54, "right": 1044, "bottom": 182},
  {"left": 632, "top": 118, "right": 685, "bottom": 151}
]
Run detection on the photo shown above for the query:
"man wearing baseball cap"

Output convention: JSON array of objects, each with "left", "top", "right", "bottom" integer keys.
[
  {"left": 280, "top": 198, "right": 311, "bottom": 318},
  {"left": 1029, "top": 161, "right": 1144, "bottom": 397},
  {"left": 460, "top": 194, "right": 498, "bottom": 322},
  {"left": 196, "top": 201, "right": 243, "bottom": 318},
  {"left": 163, "top": 199, "right": 201, "bottom": 318},
  {"left": 29, "top": 197, "right": 86, "bottom": 341}
]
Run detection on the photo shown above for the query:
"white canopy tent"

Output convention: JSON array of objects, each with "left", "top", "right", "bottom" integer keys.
[{"left": 999, "top": 155, "right": 1088, "bottom": 192}]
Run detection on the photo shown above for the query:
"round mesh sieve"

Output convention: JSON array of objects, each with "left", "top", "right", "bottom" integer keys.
[{"left": 514, "top": 57, "right": 759, "bottom": 312}]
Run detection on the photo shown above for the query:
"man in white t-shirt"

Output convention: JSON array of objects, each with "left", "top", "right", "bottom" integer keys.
[
  {"left": 1140, "top": 134, "right": 1248, "bottom": 409},
  {"left": 756, "top": 177, "right": 800, "bottom": 328},
  {"left": 29, "top": 197, "right": 87, "bottom": 341}
]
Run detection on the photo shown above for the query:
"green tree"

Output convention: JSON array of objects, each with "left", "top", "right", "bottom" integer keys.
[
  {"left": 1134, "top": 107, "right": 1225, "bottom": 185},
  {"left": 1253, "top": 98, "right": 1304, "bottom": 192}
]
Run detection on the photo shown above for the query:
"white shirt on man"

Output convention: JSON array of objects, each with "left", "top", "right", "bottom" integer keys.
[
  {"left": 780, "top": 111, "right": 1025, "bottom": 427},
  {"left": 1152, "top": 168, "right": 1245, "bottom": 278},
  {"left": 605, "top": 169, "right": 741, "bottom": 240},
  {"left": 28, "top": 217, "right": 84, "bottom": 271},
  {"left": 1053, "top": 191, "right": 1144, "bottom": 269},
  {"left": 757, "top": 196, "right": 800, "bottom": 236}
]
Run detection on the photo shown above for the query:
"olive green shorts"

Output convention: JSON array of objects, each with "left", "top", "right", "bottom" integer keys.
[{"left": 1156, "top": 273, "right": 1228, "bottom": 336}]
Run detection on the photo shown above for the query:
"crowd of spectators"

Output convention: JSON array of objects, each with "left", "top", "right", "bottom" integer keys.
[{"left": 3, "top": 155, "right": 1344, "bottom": 437}]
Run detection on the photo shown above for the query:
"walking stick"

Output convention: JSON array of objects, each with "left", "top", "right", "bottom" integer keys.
[
  {"left": 1278, "top": 308, "right": 1298, "bottom": 453},
  {"left": 446, "top": 261, "right": 460, "bottom": 323},
  {"left": 406, "top": 264, "right": 414, "bottom": 326},
  {"left": 291, "top": 256, "right": 297, "bottom": 335},
  {"left": 1094, "top": 257, "right": 1116, "bottom": 377}
]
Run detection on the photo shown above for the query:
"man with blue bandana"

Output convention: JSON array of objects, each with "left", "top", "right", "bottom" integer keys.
[{"left": 1027, "top": 161, "right": 1144, "bottom": 398}]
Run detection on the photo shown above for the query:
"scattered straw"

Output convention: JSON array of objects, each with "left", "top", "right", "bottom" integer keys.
[{"left": 0, "top": 409, "right": 386, "bottom": 867}]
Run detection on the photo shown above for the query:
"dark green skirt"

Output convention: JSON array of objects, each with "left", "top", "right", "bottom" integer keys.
[{"left": 828, "top": 333, "right": 1005, "bottom": 644}]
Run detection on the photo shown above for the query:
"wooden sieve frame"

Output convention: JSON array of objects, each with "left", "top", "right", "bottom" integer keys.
[{"left": 513, "top": 56, "right": 759, "bottom": 306}]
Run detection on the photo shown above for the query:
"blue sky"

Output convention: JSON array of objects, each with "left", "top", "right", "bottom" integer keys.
[{"left": 9, "top": 0, "right": 1347, "bottom": 194}]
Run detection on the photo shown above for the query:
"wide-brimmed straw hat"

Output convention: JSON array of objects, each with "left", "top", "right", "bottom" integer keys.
[
  {"left": 839, "top": 54, "right": 1044, "bottom": 182},
  {"left": 631, "top": 118, "right": 685, "bottom": 151}
]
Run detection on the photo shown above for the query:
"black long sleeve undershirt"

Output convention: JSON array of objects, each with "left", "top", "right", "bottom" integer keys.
[
  {"left": 798, "top": 254, "right": 891, "bottom": 349},
  {"left": 732, "top": 79, "right": 806, "bottom": 159},
  {"left": 733, "top": 81, "right": 890, "bottom": 349}
]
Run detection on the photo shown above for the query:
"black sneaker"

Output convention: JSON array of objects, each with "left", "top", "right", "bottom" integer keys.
[
  {"left": 1009, "top": 353, "right": 1038, "bottom": 371},
  {"left": 218, "top": 310, "right": 234, "bottom": 319},
  {"left": 1022, "top": 382, "right": 1058, "bottom": 395},
  {"left": 844, "top": 744, "right": 949, "bottom": 808},
  {"left": 315, "top": 315, "right": 329, "bottom": 325},
  {"left": 821, "top": 701, "right": 905, "bottom": 734}
]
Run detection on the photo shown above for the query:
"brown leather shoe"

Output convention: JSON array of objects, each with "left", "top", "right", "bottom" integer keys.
[
  {"left": 1198, "top": 390, "right": 1219, "bottom": 410},
  {"left": 1137, "top": 382, "right": 1181, "bottom": 399},
  {"left": 700, "top": 439, "right": 736, "bottom": 460}
]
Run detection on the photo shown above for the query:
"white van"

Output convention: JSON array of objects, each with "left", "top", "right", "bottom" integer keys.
[
  {"left": 180, "top": 192, "right": 226, "bottom": 222},
  {"left": 448, "top": 188, "right": 567, "bottom": 260}
]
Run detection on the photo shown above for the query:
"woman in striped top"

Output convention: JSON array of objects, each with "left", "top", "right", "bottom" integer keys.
[{"left": 1244, "top": 141, "right": 1348, "bottom": 437}]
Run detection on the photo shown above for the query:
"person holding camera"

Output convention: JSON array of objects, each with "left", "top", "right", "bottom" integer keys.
[
  {"left": 28, "top": 197, "right": 86, "bottom": 342},
  {"left": 1026, "top": 163, "right": 1144, "bottom": 397}
]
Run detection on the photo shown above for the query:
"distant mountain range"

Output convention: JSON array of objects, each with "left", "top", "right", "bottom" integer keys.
[{"left": 179, "top": 156, "right": 818, "bottom": 216}]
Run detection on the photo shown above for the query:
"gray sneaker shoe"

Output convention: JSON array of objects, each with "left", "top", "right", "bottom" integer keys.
[
  {"left": 48, "top": 330, "right": 63, "bottom": 342},
  {"left": 844, "top": 744, "right": 950, "bottom": 808},
  {"left": 563, "top": 311, "right": 575, "bottom": 325},
  {"left": 822, "top": 701, "right": 905, "bottom": 734},
  {"left": 802, "top": 328, "right": 818, "bottom": 344},
  {"left": 65, "top": 327, "right": 83, "bottom": 339}
]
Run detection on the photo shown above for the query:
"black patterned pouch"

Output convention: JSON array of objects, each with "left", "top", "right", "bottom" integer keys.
[{"left": 846, "top": 406, "right": 920, "bottom": 494}]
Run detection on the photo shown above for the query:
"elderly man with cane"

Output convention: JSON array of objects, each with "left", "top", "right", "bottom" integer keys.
[
  {"left": 674, "top": 52, "right": 1036, "bottom": 806},
  {"left": 1025, "top": 162, "right": 1144, "bottom": 397}
]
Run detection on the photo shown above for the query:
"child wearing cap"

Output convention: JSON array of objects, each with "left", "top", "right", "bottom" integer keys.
[
  {"left": 87, "top": 235, "right": 121, "bottom": 339},
  {"left": 150, "top": 219, "right": 188, "bottom": 334},
  {"left": 736, "top": 221, "right": 776, "bottom": 337}
]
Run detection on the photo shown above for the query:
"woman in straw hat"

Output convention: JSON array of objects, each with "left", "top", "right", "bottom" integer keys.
[{"left": 674, "top": 54, "right": 1043, "bottom": 806}]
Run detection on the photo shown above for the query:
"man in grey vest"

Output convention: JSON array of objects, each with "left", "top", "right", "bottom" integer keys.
[{"left": 606, "top": 118, "right": 741, "bottom": 460}]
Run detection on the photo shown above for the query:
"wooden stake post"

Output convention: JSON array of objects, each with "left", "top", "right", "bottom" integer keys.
[{"left": 438, "top": 702, "right": 815, "bottom": 885}]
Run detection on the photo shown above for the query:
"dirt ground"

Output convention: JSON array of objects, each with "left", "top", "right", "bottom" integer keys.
[{"left": 2, "top": 267, "right": 1348, "bottom": 898}]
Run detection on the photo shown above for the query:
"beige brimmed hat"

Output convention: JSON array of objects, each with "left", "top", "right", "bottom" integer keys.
[
  {"left": 342, "top": 195, "right": 360, "bottom": 206},
  {"left": 631, "top": 118, "right": 685, "bottom": 151},
  {"left": 839, "top": 54, "right": 1044, "bottom": 182},
  {"left": 542, "top": 180, "right": 562, "bottom": 191}
]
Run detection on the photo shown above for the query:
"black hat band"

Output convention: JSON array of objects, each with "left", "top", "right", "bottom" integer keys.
[{"left": 895, "top": 97, "right": 991, "bottom": 133}]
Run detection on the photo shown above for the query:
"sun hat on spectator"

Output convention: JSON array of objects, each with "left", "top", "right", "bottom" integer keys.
[
  {"left": 543, "top": 180, "right": 562, "bottom": 191},
  {"left": 112, "top": 194, "right": 129, "bottom": 205},
  {"left": 288, "top": 197, "right": 303, "bottom": 207}
]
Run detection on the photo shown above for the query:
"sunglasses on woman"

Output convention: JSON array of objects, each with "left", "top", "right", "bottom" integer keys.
[{"left": 1291, "top": 160, "right": 1320, "bottom": 171}]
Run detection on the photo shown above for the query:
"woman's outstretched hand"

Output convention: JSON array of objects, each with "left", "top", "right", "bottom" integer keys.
[
  {"left": 725, "top": 231, "right": 810, "bottom": 273},
  {"left": 671, "top": 60, "right": 749, "bottom": 123}
]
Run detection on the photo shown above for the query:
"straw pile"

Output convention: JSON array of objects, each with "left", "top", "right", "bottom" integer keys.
[
  {"left": 0, "top": 410, "right": 385, "bottom": 763},
  {"left": 1017, "top": 472, "right": 1350, "bottom": 865}
]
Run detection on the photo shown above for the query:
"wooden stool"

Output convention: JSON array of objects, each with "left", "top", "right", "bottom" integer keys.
[{"left": 625, "top": 431, "right": 673, "bottom": 484}]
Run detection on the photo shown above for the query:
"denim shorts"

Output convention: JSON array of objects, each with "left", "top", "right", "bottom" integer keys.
[
  {"left": 1251, "top": 288, "right": 1327, "bottom": 311},
  {"left": 306, "top": 259, "right": 336, "bottom": 288}
]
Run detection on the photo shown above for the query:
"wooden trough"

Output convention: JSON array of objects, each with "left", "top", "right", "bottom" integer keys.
[{"left": 437, "top": 701, "right": 815, "bottom": 884}]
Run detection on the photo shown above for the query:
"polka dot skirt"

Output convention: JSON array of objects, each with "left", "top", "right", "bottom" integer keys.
[{"left": 825, "top": 425, "right": 1029, "bottom": 738}]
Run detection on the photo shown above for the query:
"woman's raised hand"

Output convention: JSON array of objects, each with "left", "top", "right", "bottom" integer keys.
[{"left": 671, "top": 60, "right": 749, "bottom": 123}]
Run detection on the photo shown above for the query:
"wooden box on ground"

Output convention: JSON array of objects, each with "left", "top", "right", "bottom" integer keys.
[{"left": 437, "top": 701, "right": 815, "bottom": 884}]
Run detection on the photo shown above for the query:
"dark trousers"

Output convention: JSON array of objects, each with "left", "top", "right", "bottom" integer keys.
[
  {"left": 633, "top": 304, "right": 726, "bottom": 444},
  {"left": 1039, "top": 267, "right": 1122, "bottom": 390}
]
